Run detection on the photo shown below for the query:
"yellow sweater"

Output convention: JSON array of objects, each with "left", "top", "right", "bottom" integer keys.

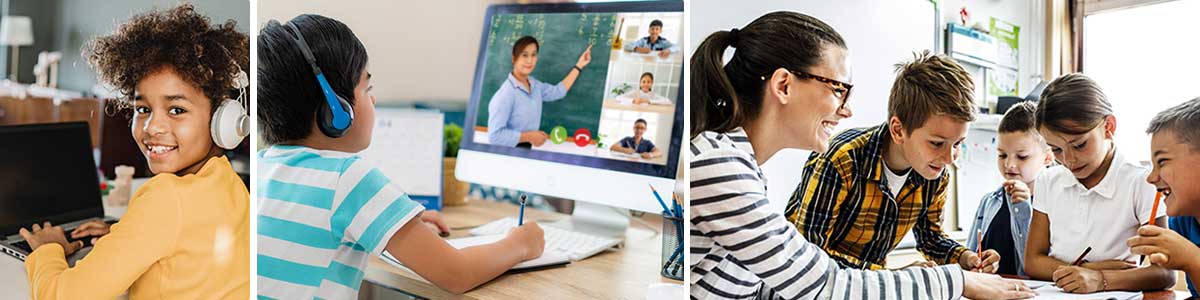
[{"left": 25, "top": 156, "right": 250, "bottom": 299}]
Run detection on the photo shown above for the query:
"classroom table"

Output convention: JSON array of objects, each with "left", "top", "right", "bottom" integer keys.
[
  {"left": 996, "top": 274, "right": 1190, "bottom": 300},
  {"left": 361, "top": 199, "right": 683, "bottom": 299}
]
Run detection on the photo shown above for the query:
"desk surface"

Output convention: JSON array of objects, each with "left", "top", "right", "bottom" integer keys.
[
  {"left": 363, "top": 199, "right": 682, "bottom": 299},
  {"left": 995, "top": 275, "right": 1190, "bottom": 300}
]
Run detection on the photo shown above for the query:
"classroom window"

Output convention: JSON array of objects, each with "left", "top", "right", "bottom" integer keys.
[{"left": 1082, "top": 0, "right": 1200, "bottom": 162}]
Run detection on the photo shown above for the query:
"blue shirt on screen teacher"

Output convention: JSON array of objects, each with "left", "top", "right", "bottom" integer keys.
[{"left": 486, "top": 35, "right": 593, "bottom": 147}]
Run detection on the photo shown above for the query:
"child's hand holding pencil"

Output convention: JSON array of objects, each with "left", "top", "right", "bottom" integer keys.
[{"left": 963, "top": 229, "right": 1000, "bottom": 273}]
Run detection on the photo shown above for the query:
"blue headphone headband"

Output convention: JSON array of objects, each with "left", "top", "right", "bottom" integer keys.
[{"left": 283, "top": 21, "right": 352, "bottom": 131}]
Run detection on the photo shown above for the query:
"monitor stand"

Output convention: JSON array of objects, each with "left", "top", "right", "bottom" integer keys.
[{"left": 546, "top": 200, "right": 630, "bottom": 239}]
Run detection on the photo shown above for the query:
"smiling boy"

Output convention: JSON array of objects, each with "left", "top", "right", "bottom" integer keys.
[
  {"left": 1129, "top": 97, "right": 1200, "bottom": 298},
  {"left": 785, "top": 51, "right": 995, "bottom": 272},
  {"left": 624, "top": 19, "right": 676, "bottom": 58}
]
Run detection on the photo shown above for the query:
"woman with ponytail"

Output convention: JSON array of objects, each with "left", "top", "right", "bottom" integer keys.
[{"left": 688, "top": 11, "right": 1034, "bottom": 300}]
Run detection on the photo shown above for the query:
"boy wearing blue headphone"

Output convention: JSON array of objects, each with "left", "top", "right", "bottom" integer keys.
[
  {"left": 256, "top": 14, "right": 547, "bottom": 298},
  {"left": 17, "top": 4, "right": 251, "bottom": 298}
]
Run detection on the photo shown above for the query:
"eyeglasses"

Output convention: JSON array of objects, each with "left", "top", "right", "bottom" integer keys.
[{"left": 787, "top": 69, "right": 853, "bottom": 110}]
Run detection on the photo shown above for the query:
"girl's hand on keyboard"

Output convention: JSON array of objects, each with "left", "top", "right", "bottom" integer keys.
[
  {"left": 71, "top": 220, "right": 112, "bottom": 244},
  {"left": 419, "top": 211, "right": 450, "bottom": 236},
  {"left": 19, "top": 222, "right": 84, "bottom": 256},
  {"left": 508, "top": 222, "right": 545, "bottom": 260}
]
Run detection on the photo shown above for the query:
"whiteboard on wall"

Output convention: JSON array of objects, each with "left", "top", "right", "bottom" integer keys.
[{"left": 690, "top": 0, "right": 939, "bottom": 214}]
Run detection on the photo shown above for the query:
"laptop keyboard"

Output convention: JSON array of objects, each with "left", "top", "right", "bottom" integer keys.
[
  {"left": 11, "top": 240, "right": 32, "bottom": 253},
  {"left": 10, "top": 230, "right": 100, "bottom": 253}
]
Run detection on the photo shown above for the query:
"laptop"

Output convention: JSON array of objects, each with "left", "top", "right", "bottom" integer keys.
[{"left": 0, "top": 122, "right": 109, "bottom": 261}]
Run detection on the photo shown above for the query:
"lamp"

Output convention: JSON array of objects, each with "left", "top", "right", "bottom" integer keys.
[{"left": 0, "top": 16, "right": 34, "bottom": 82}]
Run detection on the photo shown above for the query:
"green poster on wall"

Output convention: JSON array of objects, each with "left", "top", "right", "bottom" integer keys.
[{"left": 988, "top": 17, "right": 1019, "bottom": 97}]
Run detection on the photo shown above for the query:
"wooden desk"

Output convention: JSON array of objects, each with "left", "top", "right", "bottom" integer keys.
[{"left": 362, "top": 199, "right": 682, "bottom": 299}]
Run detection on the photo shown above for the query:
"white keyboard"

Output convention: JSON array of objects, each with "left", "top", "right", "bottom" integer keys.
[{"left": 470, "top": 217, "right": 622, "bottom": 261}]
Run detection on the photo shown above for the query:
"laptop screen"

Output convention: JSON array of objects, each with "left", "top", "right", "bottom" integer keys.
[{"left": 0, "top": 122, "right": 104, "bottom": 235}]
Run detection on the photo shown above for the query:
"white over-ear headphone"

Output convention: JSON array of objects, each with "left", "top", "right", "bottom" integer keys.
[{"left": 212, "top": 68, "right": 249, "bottom": 150}]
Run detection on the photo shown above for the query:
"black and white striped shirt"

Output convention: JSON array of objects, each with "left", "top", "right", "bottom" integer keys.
[{"left": 690, "top": 128, "right": 966, "bottom": 300}]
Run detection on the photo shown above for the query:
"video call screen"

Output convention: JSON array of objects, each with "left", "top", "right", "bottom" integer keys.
[{"left": 472, "top": 12, "right": 682, "bottom": 166}]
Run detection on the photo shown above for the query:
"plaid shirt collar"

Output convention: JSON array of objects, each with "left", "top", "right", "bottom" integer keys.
[{"left": 859, "top": 123, "right": 932, "bottom": 188}]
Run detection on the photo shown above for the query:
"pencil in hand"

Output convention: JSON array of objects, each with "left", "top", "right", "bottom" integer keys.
[
  {"left": 1141, "top": 191, "right": 1163, "bottom": 265},
  {"left": 1071, "top": 246, "right": 1093, "bottom": 266}
]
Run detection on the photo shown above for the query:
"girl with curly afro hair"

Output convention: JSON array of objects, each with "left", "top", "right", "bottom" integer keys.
[{"left": 17, "top": 4, "right": 250, "bottom": 299}]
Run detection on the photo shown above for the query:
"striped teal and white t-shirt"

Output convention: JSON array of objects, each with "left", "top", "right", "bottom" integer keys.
[{"left": 257, "top": 145, "right": 424, "bottom": 299}]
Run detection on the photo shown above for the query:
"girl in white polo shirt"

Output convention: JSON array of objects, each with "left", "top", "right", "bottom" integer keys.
[{"left": 1024, "top": 73, "right": 1175, "bottom": 293}]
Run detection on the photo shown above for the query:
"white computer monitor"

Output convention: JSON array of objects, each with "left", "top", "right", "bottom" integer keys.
[{"left": 458, "top": 1, "right": 683, "bottom": 215}]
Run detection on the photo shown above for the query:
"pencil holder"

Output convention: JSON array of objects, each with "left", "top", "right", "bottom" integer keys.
[{"left": 660, "top": 213, "right": 683, "bottom": 280}]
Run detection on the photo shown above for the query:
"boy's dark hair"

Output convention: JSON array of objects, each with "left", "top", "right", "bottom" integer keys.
[
  {"left": 649, "top": 19, "right": 663, "bottom": 28},
  {"left": 999, "top": 101, "right": 1039, "bottom": 134},
  {"left": 888, "top": 50, "right": 976, "bottom": 132},
  {"left": 1146, "top": 97, "right": 1200, "bottom": 152},
  {"left": 691, "top": 11, "right": 846, "bottom": 137},
  {"left": 635, "top": 118, "right": 648, "bottom": 125},
  {"left": 84, "top": 3, "right": 248, "bottom": 112},
  {"left": 1036, "top": 73, "right": 1113, "bottom": 135},
  {"left": 258, "top": 14, "right": 369, "bottom": 145},
  {"left": 640, "top": 72, "right": 654, "bottom": 81},
  {"left": 511, "top": 36, "right": 539, "bottom": 61}
]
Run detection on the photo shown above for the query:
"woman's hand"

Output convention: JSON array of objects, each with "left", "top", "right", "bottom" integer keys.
[
  {"left": 19, "top": 222, "right": 84, "bottom": 256},
  {"left": 657, "top": 50, "right": 671, "bottom": 59},
  {"left": 963, "top": 271, "right": 1037, "bottom": 299},
  {"left": 1052, "top": 266, "right": 1105, "bottom": 293},
  {"left": 71, "top": 220, "right": 112, "bottom": 244},
  {"left": 632, "top": 97, "right": 650, "bottom": 105},
  {"left": 575, "top": 45, "right": 592, "bottom": 69},
  {"left": 520, "top": 131, "right": 549, "bottom": 146}
]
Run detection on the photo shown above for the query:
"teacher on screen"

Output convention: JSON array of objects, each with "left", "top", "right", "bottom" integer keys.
[{"left": 487, "top": 36, "right": 592, "bottom": 148}]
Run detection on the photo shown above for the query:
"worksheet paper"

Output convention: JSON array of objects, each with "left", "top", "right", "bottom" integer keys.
[{"left": 1016, "top": 279, "right": 1141, "bottom": 300}]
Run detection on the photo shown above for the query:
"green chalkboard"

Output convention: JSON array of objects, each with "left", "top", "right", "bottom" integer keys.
[{"left": 475, "top": 13, "right": 616, "bottom": 138}]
